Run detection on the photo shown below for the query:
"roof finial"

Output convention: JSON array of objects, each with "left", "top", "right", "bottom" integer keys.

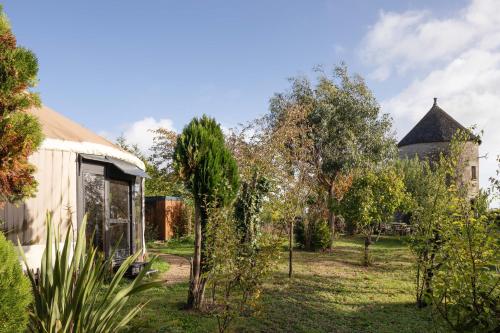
[{"left": 433, "top": 97, "right": 437, "bottom": 106}]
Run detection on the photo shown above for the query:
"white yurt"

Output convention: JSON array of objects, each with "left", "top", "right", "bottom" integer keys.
[{"left": 0, "top": 106, "right": 147, "bottom": 269}]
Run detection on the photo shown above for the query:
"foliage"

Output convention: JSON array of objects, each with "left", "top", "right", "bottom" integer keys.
[
  {"left": 269, "top": 65, "right": 396, "bottom": 249},
  {"left": 234, "top": 170, "right": 270, "bottom": 245},
  {"left": 267, "top": 98, "right": 317, "bottom": 277},
  {"left": 400, "top": 155, "right": 451, "bottom": 307},
  {"left": 338, "top": 164, "right": 406, "bottom": 265},
  {"left": 403, "top": 130, "right": 474, "bottom": 308},
  {"left": 174, "top": 115, "right": 239, "bottom": 309},
  {"left": 121, "top": 236, "right": 434, "bottom": 333},
  {"left": 0, "top": 232, "right": 32, "bottom": 333},
  {"left": 20, "top": 215, "right": 159, "bottom": 333},
  {"left": 174, "top": 115, "right": 239, "bottom": 209},
  {"left": 204, "top": 207, "right": 280, "bottom": 333},
  {"left": 428, "top": 151, "right": 500, "bottom": 332},
  {"left": 432, "top": 195, "right": 499, "bottom": 332},
  {"left": 0, "top": 6, "right": 43, "bottom": 205},
  {"left": 294, "top": 217, "right": 331, "bottom": 251}
]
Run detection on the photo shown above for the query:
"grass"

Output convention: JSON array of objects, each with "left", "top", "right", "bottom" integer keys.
[
  {"left": 122, "top": 235, "right": 436, "bottom": 333},
  {"left": 150, "top": 258, "right": 170, "bottom": 274},
  {"left": 147, "top": 236, "right": 195, "bottom": 259}
]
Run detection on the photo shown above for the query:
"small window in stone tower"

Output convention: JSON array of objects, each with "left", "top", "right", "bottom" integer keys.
[{"left": 471, "top": 166, "right": 477, "bottom": 180}]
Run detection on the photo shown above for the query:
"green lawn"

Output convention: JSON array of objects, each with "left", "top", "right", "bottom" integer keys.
[
  {"left": 148, "top": 237, "right": 196, "bottom": 258},
  {"left": 123, "top": 236, "right": 436, "bottom": 333}
]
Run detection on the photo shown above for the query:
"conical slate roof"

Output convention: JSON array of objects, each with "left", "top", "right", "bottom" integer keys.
[{"left": 398, "top": 99, "right": 476, "bottom": 147}]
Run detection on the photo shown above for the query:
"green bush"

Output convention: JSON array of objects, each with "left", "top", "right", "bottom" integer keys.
[
  {"left": 295, "top": 218, "right": 331, "bottom": 251},
  {"left": 0, "top": 232, "right": 32, "bottom": 333}
]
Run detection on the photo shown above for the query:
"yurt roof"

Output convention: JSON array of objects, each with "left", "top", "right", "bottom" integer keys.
[
  {"left": 27, "top": 106, "right": 145, "bottom": 170},
  {"left": 398, "top": 98, "right": 478, "bottom": 147}
]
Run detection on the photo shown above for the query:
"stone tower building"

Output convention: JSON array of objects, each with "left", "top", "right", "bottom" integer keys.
[{"left": 398, "top": 98, "right": 480, "bottom": 197}]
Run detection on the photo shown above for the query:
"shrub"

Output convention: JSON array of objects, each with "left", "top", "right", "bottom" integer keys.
[
  {"left": 295, "top": 218, "right": 331, "bottom": 251},
  {"left": 0, "top": 232, "right": 32, "bottom": 333},
  {"left": 205, "top": 207, "right": 280, "bottom": 333},
  {"left": 20, "top": 214, "right": 160, "bottom": 333},
  {"left": 432, "top": 196, "right": 499, "bottom": 332}
]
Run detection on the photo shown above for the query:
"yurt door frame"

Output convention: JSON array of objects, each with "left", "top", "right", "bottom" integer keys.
[{"left": 78, "top": 159, "right": 139, "bottom": 264}]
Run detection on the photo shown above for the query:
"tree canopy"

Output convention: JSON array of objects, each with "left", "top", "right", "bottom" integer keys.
[{"left": 174, "top": 115, "right": 239, "bottom": 210}]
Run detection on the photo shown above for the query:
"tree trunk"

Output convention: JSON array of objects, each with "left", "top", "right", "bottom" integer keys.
[
  {"left": 305, "top": 217, "right": 312, "bottom": 251},
  {"left": 328, "top": 185, "right": 335, "bottom": 251},
  {"left": 363, "top": 235, "right": 372, "bottom": 266},
  {"left": 288, "top": 218, "right": 293, "bottom": 278},
  {"left": 420, "top": 266, "right": 434, "bottom": 308},
  {"left": 187, "top": 203, "right": 204, "bottom": 309}
]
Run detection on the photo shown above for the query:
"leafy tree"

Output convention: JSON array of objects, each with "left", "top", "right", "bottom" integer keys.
[
  {"left": 339, "top": 164, "right": 405, "bottom": 265},
  {"left": 227, "top": 105, "right": 313, "bottom": 278},
  {"left": 432, "top": 192, "right": 499, "bottom": 332},
  {"left": 234, "top": 170, "right": 269, "bottom": 245},
  {"left": 267, "top": 103, "right": 316, "bottom": 277},
  {"left": 0, "top": 6, "right": 43, "bottom": 205},
  {"left": 426, "top": 143, "right": 499, "bottom": 331},
  {"left": 403, "top": 130, "right": 476, "bottom": 308},
  {"left": 270, "top": 65, "right": 396, "bottom": 250},
  {"left": 116, "top": 133, "right": 186, "bottom": 197},
  {"left": 400, "top": 156, "right": 451, "bottom": 307},
  {"left": 174, "top": 115, "right": 239, "bottom": 309}
]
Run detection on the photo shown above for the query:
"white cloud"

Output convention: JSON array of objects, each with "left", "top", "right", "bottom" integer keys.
[
  {"left": 361, "top": 0, "right": 500, "bottom": 80},
  {"left": 121, "top": 117, "right": 175, "bottom": 154},
  {"left": 361, "top": 0, "right": 500, "bottom": 202}
]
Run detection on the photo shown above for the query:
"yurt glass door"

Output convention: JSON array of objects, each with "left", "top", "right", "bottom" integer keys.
[
  {"left": 80, "top": 158, "right": 143, "bottom": 264},
  {"left": 82, "top": 171, "right": 105, "bottom": 252},
  {"left": 107, "top": 180, "right": 131, "bottom": 260}
]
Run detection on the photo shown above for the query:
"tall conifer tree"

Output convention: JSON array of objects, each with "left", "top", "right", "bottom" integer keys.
[
  {"left": 0, "top": 6, "right": 43, "bottom": 205},
  {"left": 174, "top": 115, "right": 239, "bottom": 309}
]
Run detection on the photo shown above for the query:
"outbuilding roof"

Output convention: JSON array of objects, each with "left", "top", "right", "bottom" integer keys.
[
  {"left": 398, "top": 98, "right": 476, "bottom": 147},
  {"left": 27, "top": 105, "right": 118, "bottom": 149}
]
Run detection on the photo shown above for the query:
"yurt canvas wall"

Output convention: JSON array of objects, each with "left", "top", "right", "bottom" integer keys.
[
  {"left": 0, "top": 105, "right": 147, "bottom": 269},
  {"left": 0, "top": 149, "right": 78, "bottom": 269}
]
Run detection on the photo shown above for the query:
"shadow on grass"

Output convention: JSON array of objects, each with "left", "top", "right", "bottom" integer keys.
[
  {"left": 235, "top": 272, "right": 434, "bottom": 333},
  {"left": 123, "top": 236, "right": 430, "bottom": 333}
]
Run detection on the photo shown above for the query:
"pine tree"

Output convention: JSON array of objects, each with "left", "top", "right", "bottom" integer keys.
[{"left": 0, "top": 6, "right": 43, "bottom": 205}]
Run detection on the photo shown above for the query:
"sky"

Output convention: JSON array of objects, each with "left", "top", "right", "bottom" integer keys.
[{"left": 3, "top": 0, "right": 499, "bottom": 196}]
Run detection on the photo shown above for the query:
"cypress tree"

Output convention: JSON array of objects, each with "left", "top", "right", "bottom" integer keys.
[
  {"left": 174, "top": 115, "right": 239, "bottom": 309},
  {"left": 0, "top": 6, "right": 43, "bottom": 205}
]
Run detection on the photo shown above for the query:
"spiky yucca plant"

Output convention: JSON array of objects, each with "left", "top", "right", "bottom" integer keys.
[{"left": 20, "top": 214, "right": 159, "bottom": 333}]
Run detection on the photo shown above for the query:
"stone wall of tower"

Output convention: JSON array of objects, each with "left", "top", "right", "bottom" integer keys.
[{"left": 399, "top": 141, "right": 479, "bottom": 197}]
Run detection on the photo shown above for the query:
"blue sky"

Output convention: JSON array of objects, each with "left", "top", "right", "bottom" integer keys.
[{"left": 3, "top": 0, "right": 500, "bottom": 196}]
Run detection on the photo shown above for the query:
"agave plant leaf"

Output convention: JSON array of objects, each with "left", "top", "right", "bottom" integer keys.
[{"left": 19, "top": 213, "right": 160, "bottom": 333}]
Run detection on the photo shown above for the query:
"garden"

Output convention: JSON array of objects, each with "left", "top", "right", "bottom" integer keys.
[
  {"left": 122, "top": 236, "right": 435, "bottom": 333},
  {"left": 0, "top": 4, "right": 499, "bottom": 333}
]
